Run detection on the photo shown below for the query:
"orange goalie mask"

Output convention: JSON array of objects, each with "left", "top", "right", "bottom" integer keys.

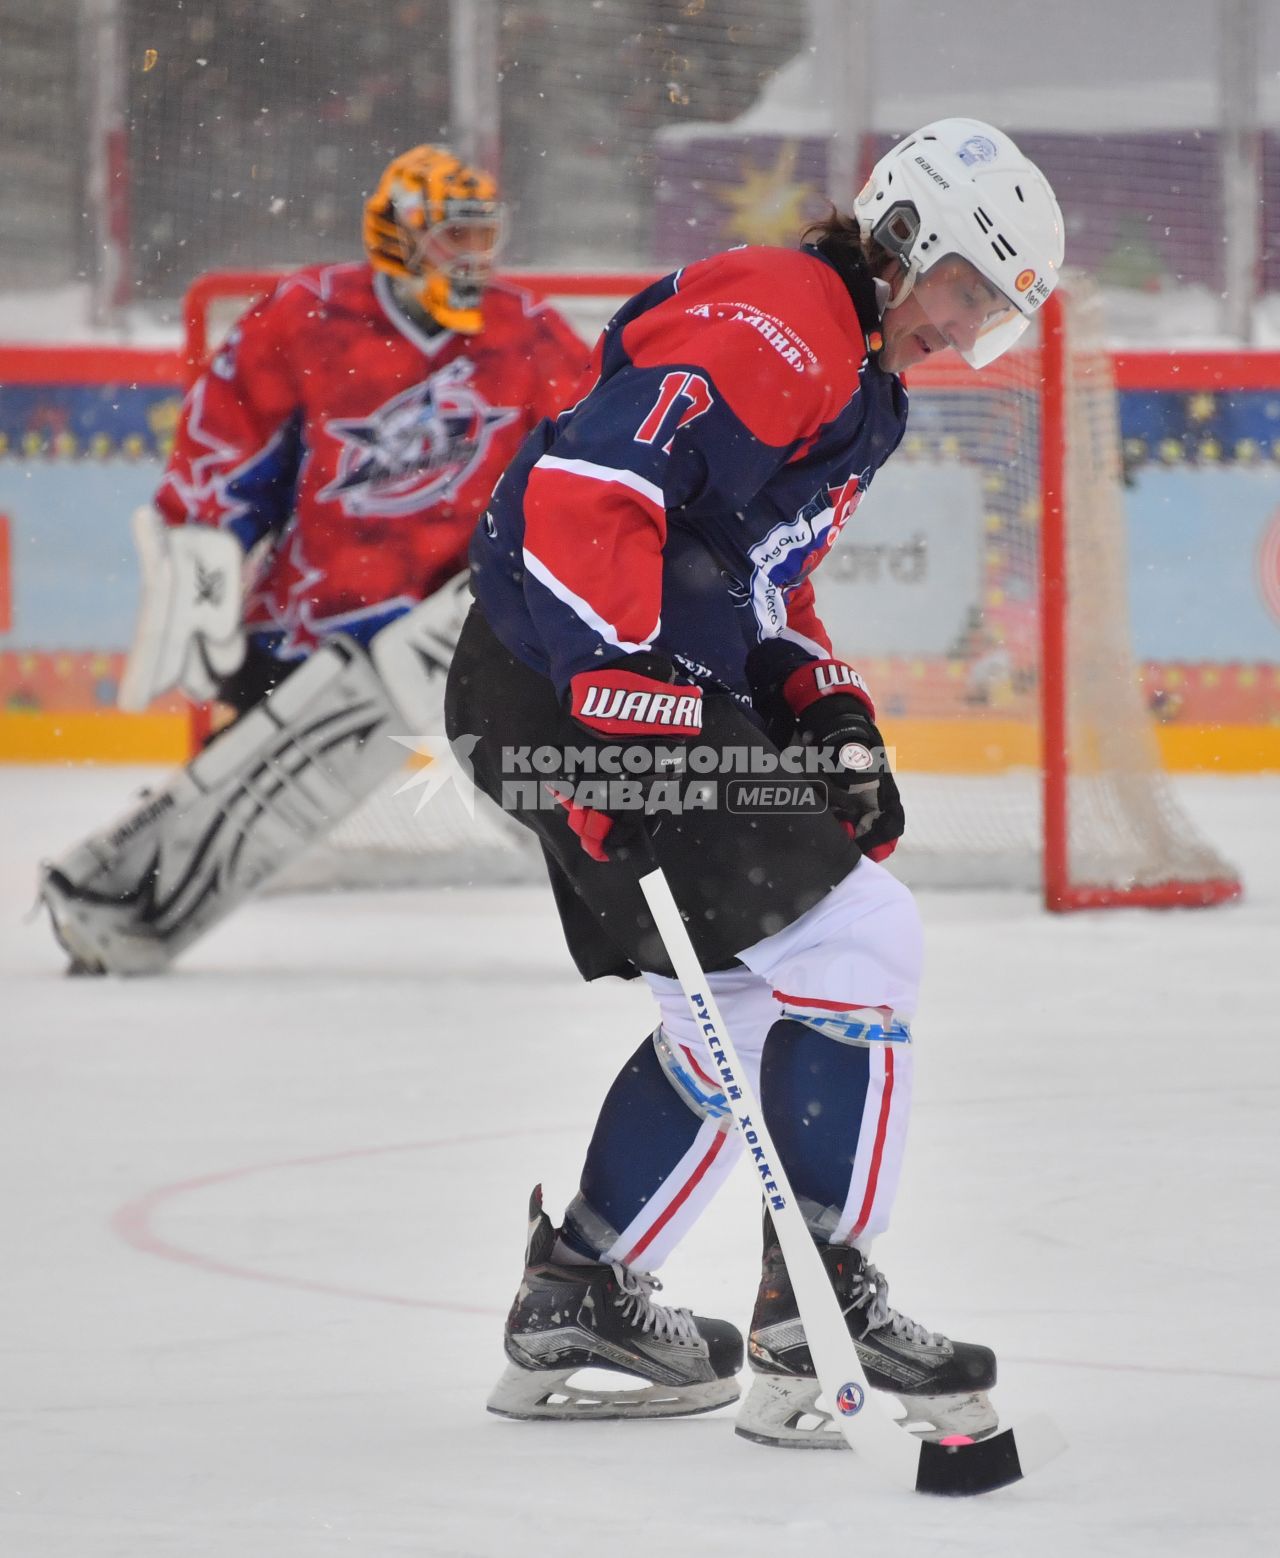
[{"left": 363, "top": 145, "right": 505, "bottom": 334}]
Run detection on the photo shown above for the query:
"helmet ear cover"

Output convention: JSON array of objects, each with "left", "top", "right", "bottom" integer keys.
[
  {"left": 869, "top": 202, "right": 925, "bottom": 307},
  {"left": 870, "top": 201, "right": 921, "bottom": 264}
]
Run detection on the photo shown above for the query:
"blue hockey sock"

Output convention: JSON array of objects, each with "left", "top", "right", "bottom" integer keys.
[
  {"left": 559, "top": 1032, "right": 706, "bottom": 1262},
  {"left": 759, "top": 1016, "right": 872, "bottom": 1232}
]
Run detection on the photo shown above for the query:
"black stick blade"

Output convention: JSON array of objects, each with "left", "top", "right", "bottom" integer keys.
[{"left": 915, "top": 1428, "right": 1024, "bottom": 1497}]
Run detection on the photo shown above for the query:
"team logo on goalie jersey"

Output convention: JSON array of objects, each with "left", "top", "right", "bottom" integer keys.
[{"left": 319, "top": 359, "right": 518, "bottom": 517}]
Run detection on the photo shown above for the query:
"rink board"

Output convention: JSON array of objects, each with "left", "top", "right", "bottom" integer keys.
[{"left": 1, "top": 341, "right": 1278, "bottom": 770}]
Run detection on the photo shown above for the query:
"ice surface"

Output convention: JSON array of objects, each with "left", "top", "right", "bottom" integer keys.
[{"left": 1, "top": 765, "right": 1277, "bottom": 1557}]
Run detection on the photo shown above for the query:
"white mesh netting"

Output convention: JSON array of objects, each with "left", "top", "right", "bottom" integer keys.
[
  {"left": 824, "top": 276, "right": 1237, "bottom": 899},
  {"left": 1057, "top": 285, "right": 1237, "bottom": 900}
]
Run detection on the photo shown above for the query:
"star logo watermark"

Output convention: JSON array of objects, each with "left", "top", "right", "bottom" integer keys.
[{"left": 387, "top": 730, "right": 481, "bottom": 817}]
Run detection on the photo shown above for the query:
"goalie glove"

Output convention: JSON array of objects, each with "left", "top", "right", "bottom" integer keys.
[
  {"left": 746, "top": 641, "right": 905, "bottom": 861},
  {"left": 556, "top": 655, "right": 702, "bottom": 862},
  {"left": 118, "top": 507, "right": 247, "bottom": 711}
]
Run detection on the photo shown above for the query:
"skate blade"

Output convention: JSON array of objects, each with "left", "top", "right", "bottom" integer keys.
[
  {"left": 39, "top": 880, "right": 105, "bottom": 975},
  {"left": 486, "top": 1361, "right": 740, "bottom": 1422},
  {"left": 735, "top": 1373, "right": 998, "bottom": 1450},
  {"left": 891, "top": 1389, "right": 1000, "bottom": 1443},
  {"left": 39, "top": 877, "right": 167, "bottom": 977}
]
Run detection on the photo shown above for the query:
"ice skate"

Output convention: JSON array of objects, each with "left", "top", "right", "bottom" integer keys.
[
  {"left": 737, "top": 1223, "right": 998, "bottom": 1448},
  {"left": 38, "top": 862, "right": 162, "bottom": 977},
  {"left": 486, "top": 1186, "right": 743, "bottom": 1421}
]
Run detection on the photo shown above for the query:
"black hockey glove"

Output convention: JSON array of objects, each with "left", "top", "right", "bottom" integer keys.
[
  {"left": 746, "top": 641, "right": 905, "bottom": 861},
  {"left": 553, "top": 653, "right": 702, "bottom": 863}
]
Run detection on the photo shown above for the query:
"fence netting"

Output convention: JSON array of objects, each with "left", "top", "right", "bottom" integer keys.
[{"left": 0, "top": 0, "right": 1276, "bottom": 337}]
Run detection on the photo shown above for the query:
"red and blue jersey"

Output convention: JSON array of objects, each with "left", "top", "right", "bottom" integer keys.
[
  {"left": 470, "top": 244, "right": 908, "bottom": 704},
  {"left": 156, "top": 261, "right": 586, "bottom": 657}
]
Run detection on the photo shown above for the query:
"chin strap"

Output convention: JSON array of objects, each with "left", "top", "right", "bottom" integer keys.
[
  {"left": 388, "top": 276, "right": 448, "bottom": 337},
  {"left": 880, "top": 257, "right": 921, "bottom": 311}
]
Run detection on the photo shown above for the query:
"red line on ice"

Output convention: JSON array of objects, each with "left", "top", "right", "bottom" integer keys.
[{"left": 110, "top": 1128, "right": 570, "bottom": 1315}]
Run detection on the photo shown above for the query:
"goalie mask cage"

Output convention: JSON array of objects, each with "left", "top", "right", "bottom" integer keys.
[{"left": 182, "top": 269, "right": 1240, "bottom": 910}]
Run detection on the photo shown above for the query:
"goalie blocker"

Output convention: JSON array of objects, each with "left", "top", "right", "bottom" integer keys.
[{"left": 39, "top": 577, "right": 480, "bottom": 975}]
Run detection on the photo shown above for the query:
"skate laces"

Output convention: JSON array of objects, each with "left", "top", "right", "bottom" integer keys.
[
  {"left": 611, "top": 1265, "right": 700, "bottom": 1345},
  {"left": 857, "top": 1261, "right": 944, "bottom": 1348}
]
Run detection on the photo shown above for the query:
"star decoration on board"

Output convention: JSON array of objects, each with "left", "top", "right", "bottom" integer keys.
[{"left": 714, "top": 141, "right": 822, "bottom": 247}]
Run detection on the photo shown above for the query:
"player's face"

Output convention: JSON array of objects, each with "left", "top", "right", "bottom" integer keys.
[
  {"left": 880, "top": 256, "right": 1017, "bottom": 373},
  {"left": 419, "top": 201, "right": 506, "bottom": 287}
]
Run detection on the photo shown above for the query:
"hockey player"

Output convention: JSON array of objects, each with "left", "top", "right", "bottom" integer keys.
[
  {"left": 446, "top": 120, "right": 1064, "bottom": 1441},
  {"left": 40, "top": 145, "right": 587, "bottom": 974}
]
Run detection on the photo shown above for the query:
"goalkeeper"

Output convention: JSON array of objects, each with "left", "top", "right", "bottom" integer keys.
[{"left": 39, "top": 145, "right": 586, "bottom": 975}]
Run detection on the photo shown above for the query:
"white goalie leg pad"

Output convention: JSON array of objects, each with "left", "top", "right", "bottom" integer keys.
[
  {"left": 40, "top": 638, "right": 406, "bottom": 974},
  {"left": 369, "top": 572, "right": 537, "bottom": 862},
  {"left": 118, "top": 506, "right": 247, "bottom": 710},
  {"left": 369, "top": 570, "right": 473, "bottom": 732}
]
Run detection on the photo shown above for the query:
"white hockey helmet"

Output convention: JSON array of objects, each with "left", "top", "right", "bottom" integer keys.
[{"left": 854, "top": 118, "right": 1064, "bottom": 368}]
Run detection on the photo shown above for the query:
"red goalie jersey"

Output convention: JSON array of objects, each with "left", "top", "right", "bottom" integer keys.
[{"left": 156, "top": 261, "right": 587, "bottom": 657}]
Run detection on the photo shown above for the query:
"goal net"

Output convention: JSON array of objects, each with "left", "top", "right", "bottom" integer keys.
[
  {"left": 182, "top": 268, "right": 1239, "bottom": 909},
  {"left": 835, "top": 279, "right": 1238, "bottom": 906}
]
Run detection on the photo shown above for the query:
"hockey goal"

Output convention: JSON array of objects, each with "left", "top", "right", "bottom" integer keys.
[{"left": 181, "top": 268, "right": 1240, "bottom": 910}]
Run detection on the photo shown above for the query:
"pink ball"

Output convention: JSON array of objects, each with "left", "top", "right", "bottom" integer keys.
[{"left": 938, "top": 1434, "right": 975, "bottom": 1447}]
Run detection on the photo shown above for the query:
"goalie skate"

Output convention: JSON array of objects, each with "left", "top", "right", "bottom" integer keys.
[
  {"left": 737, "top": 1229, "right": 998, "bottom": 1449},
  {"left": 486, "top": 1186, "right": 742, "bottom": 1422}
]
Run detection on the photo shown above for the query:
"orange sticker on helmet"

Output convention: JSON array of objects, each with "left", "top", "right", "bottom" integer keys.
[{"left": 1015, "top": 269, "right": 1036, "bottom": 292}]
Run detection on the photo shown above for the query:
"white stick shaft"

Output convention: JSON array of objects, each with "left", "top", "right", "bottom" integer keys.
[{"left": 638, "top": 865, "right": 922, "bottom": 1487}]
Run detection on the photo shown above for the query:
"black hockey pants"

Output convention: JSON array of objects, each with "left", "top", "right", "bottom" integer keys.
[{"left": 443, "top": 606, "right": 861, "bottom": 982}]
